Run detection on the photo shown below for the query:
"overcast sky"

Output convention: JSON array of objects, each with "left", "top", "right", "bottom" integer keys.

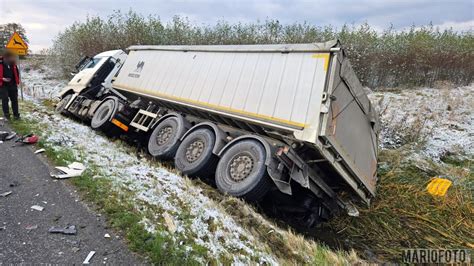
[{"left": 1, "top": 0, "right": 473, "bottom": 52}]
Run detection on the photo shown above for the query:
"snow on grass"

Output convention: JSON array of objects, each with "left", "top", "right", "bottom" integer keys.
[
  {"left": 20, "top": 66, "right": 276, "bottom": 263},
  {"left": 22, "top": 108, "right": 275, "bottom": 263},
  {"left": 369, "top": 85, "right": 473, "bottom": 160}
]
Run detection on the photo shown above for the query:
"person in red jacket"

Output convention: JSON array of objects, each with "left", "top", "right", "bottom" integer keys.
[{"left": 0, "top": 51, "right": 21, "bottom": 120}]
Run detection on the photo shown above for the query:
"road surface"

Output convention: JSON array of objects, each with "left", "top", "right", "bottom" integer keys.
[{"left": 0, "top": 124, "right": 143, "bottom": 264}]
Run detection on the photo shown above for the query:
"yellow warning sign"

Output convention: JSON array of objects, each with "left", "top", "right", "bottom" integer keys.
[
  {"left": 427, "top": 177, "right": 452, "bottom": 196},
  {"left": 5, "top": 32, "right": 28, "bottom": 55}
]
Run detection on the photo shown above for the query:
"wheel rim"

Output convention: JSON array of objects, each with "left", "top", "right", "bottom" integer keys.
[
  {"left": 156, "top": 126, "right": 174, "bottom": 145},
  {"left": 185, "top": 139, "right": 205, "bottom": 163},
  {"left": 229, "top": 154, "right": 254, "bottom": 182},
  {"left": 56, "top": 95, "right": 71, "bottom": 112}
]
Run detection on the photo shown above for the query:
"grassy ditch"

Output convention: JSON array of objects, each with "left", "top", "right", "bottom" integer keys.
[
  {"left": 330, "top": 148, "right": 473, "bottom": 262},
  {"left": 9, "top": 105, "right": 203, "bottom": 265},
  {"left": 10, "top": 100, "right": 362, "bottom": 265}
]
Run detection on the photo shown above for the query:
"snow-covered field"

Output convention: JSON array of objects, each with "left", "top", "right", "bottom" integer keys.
[{"left": 369, "top": 86, "right": 473, "bottom": 160}]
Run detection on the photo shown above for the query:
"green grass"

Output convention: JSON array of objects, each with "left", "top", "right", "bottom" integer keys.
[
  {"left": 10, "top": 100, "right": 365, "bottom": 265},
  {"left": 8, "top": 104, "right": 203, "bottom": 265}
]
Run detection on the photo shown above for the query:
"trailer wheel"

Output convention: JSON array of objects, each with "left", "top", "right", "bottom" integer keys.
[
  {"left": 174, "top": 128, "right": 218, "bottom": 177},
  {"left": 215, "top": 140, "right": 271, "bottom": 202},
  {"left": 91, "top": 98, "right": 116, "bottom": 131},
  {"left": 56, "top": 94, "right": 73, "bottom": 114},
  {"left": 148, "top": 116, "right": 187, "bottom": 159}
]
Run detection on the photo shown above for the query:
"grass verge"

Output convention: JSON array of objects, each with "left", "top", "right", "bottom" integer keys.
[
  {"left": 9, "top": 104, "right": 203, "bottom": 265},
  {"left": 9, "top": 100, "right": 364, "bottom": 265}
]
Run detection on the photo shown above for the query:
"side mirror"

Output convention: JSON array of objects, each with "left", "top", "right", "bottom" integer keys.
[{"left": 70, "top": 72, "right": 77, "bottom": 76}]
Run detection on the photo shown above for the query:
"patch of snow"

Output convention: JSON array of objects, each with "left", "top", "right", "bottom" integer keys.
[
  {"left": 21, "top": 66, "right": 277, "bottom": 263},
  {"left": 369, "top": 86, "right": 473, "bottom": 160}
]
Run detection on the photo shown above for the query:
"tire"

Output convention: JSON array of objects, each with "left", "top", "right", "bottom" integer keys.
[
  {"left": 174, "top": 128, "right": 218, "bottom": 177},
  {"left": 56, "top": 94, "right": 72, "bottom": 114},
  {"left": 215, "top": 139, "right": 272, "bottom": 202},
  {"left": 148, "top": 116, "right": 188, "bottom": 159},
  {"left": 91, "top": 98, "right": 116, "bottom": 131}
]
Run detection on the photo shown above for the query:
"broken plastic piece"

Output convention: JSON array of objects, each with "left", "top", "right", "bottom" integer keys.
[
  {"left": 48, "top": 225, "right": 77, "bottom": 235},
  {"left": 104, "top": 233, "right": 111, "bottom": 238},
  {"left": 83, "top": 251, "right": 96, "bottom": 264},
  {"left": 25, "top": 225, "right": 38, "bottom": 230},
  {"left": 31, "top": 205, "right": 44, "bottom": 211},
  {"left": 0, "top": 131, "right": 8, "bottom": 141},
  {"left": 51, "top": 162, "right": 86, "bottom": 179},
  {"left": 0, "top": 191, "right": 12, "bottom": 197},
  {"left": 427, "top": 177, "right": 452, "bottom": 196},
  {"left": 5, "top": 132, "right": 16, "bottom": 141},
  {"left": 34, "top": 148, "right": 46, "bottom": 154}
]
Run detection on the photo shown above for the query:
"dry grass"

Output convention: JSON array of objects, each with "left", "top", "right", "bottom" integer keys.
[
  {"left": 193, "top": 180, "right": 363, "bottom": 265},
  {"left": 330, "top": 149, "right": 473, "bottom": 262}
]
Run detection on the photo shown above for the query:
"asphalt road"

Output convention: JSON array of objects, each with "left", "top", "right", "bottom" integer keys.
[{"left": 0, "top": 124, "right": 143, "bottom": 264}]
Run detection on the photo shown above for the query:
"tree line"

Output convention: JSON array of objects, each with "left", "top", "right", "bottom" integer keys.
[{"left": 48, "top": 10, "right": 474, "bottom": 88}]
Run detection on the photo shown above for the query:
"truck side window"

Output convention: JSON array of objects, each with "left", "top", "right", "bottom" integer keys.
[{"left": 85, "top": 58, "right": 101, "bottom": 69}]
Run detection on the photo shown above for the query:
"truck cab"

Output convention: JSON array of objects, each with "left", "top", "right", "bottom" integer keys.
[{"left": 57, "top": 50, "right": 127, "bottom": 117}]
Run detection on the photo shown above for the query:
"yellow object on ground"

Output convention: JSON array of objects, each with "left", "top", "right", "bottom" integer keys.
[{"left": 426, "top": 178, "right": 452, "bottom": 196}]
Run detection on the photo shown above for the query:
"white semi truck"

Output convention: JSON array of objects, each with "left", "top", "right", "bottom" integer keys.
[{"left": 57, "top": 40, "right": 379, "bottom": 227}]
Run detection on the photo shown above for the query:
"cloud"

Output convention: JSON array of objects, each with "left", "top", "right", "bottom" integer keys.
[{"left": 0, "top": 0, "right": 472, "bottom": 52}]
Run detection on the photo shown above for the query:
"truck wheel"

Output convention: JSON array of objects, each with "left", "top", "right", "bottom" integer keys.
[
  {"left": 174, "top": 128, "right": 218, "bottom": 177},
  {"left": 148, "top": 116, "right": 188, "bottom": 159},
  {"left": 56, "top": 94, "right": 72, "bottom": 114},
  {"left": 91, "top": 98, "right": 116, "bottom": 131},
  {"left": 215, "top": 140, "right": 271, "bottom": 202}
]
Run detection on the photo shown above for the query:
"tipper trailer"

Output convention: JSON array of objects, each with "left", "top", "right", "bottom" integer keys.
[{"left": 57, "top": 40, "right": 379, "bottom": 227}]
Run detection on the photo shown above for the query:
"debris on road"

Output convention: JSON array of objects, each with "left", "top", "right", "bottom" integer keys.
[
  {"left": 51, "top": 162, "right": 86, "bottom": 179},
  {"left": 6, "top": 132, "right": 17, "bottom": 141},
  {"left": 14, "top": 134, "right": 39, "bottom": 145},
  {"left": 48, "top": 225, "right": 77, "bottom": 235},
  {"left": 0, "top": 226, "right": 6, "bottom": 231},
  {"left": 25, "top": 225, "right": 38, "bottom": 230},
  {"left": 34, "top": 148, "right": 46, "bottom": 154},
  {"left": 83, "top": 251, "right": 96, "bottom": 264},
  {"left": 30, "top": 205, "right": 44, "bottom": 211},
  {"left": 0, "top": 131, "right": 9, "bottom": 141},
  {"left": 104, "top": 233, "right": 111, "bottom": 238},
  {"left": 0, "top": 191, "right": 12, "bottom": 197}
]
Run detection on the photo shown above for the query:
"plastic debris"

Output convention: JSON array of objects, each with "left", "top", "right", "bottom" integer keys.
[
  {"left": 34, "top": 148, "right": 46, "bottom": 154},
  {"left": 0, "top": 191, "right": 12, "bottom": 197},
  {"left": 83, "top": 251, "right": 96, "bottom": 264},
  {"left": 31, "top": 205, "right": 44, "bottom": 211},
  {"left": 104, "top": 233, "right": 111, "bottom": 238},
  {"left": 48, "top": 225, "right": 77, "bottom": 235},
  {"left": 15, "top": 134, "right": 39, "bottom": 145},
  {"left": 51, "top": 162, "right": 86, "bottom": 179},
  {"left": 25, "top": 225, "right": 38, "bottom": 230},
  {"left": 5, "top": 132, "right": 17, "bottom": 141},
  {"left": 0, "top": 131, "right": 9, "bottom": 141},
  {"left": 427, "top": 177, "right": 452, "bottom": 196}
]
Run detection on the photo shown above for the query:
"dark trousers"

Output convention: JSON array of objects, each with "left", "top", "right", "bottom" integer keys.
[{"left": 1, "top": 86, "right": 19, "bottom": 118}]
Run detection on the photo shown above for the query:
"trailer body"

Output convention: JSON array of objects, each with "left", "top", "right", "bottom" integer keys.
[
  {"left": 112, "top": 41, "right": 378, "bottom": 202},
  {"left": 59, "top": 40, "right": 379, "bottom": 225}
]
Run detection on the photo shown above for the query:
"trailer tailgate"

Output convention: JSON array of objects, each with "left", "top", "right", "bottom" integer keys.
[{"left": 321, "top": 54, "right": 379, "bottom": 198}]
